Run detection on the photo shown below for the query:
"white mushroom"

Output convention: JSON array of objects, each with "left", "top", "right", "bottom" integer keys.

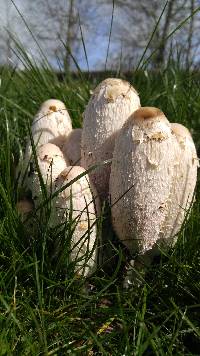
[
  {"left": 159, "top": 122, "right": 198, "bottom": 242},
  {"left": 62, "top": 128, "right": 82, "bottom": 166},
  {"left": 25, "top": 99, "right": 72, "bottom": 161},
  {"left": 81, "top": 78, "right": 141, "bottom": 201},
  {"left": 51, "top": 166, "right": 98, "bottom": 277},
  {"left": 29, "top": 143, "right": 68, "bottom": 206},
  {"left": 110, "top": 107, "right": 178, "bottom": 256}
]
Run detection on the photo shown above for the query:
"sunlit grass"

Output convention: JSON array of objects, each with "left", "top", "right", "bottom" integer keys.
[
  {"left": 0, "top": 60, "right": 200, "bottom": 354},
  {"left": 0, "top": 1, "right": 200, "bottom": 351}
]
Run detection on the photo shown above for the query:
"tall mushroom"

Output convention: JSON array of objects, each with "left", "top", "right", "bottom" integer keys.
[
  {"left": 51, "top": 166, "right": 98, "bottom": 277},
  {"left": 81, "top": 78, "right": 141, "bottom": 201},
  {"left": 110, "top": 107, "right": 178, "bottom": 257}
]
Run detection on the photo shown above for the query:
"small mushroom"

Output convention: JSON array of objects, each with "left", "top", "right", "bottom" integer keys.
[
  {"left": 81, "top": 78, "right": 141, "bottom": 201},
  {"left": 62, "top": 128, "right": 82, "bottom": 166},
  {"left": 25, "top": 99, "right": 72, "bottom": 161},
  {"left": 51, "top": 166, "right": 99, "bottom": 277},
  {"left": 28, "top": 143, "right": 68, "bottom": 206}
]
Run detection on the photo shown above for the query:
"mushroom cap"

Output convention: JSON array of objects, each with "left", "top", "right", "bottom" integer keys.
[
  {"left": 133, "top": 107, "right": 163, "bottom": 119},
  {"left": 62, "top": 128, "right": 82, "bottom": 166},
  {"left": 83, "top": 78, "right": 140, "bottom": 146},
  {"left": 110, "top": 106, "right": 177, "bottom": 254},
  {"left": 37, "top": 142, "right": 65, "bottom": 160},
  {"left": 171, "top": 122, "right": 191, "bottom": 139},
  {"left": 23, "top": 99, "right": 72, "bottom": 187},
  {"left": 81, "top": 78, "right": 141, "bottom": 201},
  {"left": 36, "top": 143, "right": 68, "bottom": 178},
  {"left": 30, "top": 143, "right": 67, "bottom": 203},
  {"left": 93, "top": 78, "right": 139, "bottom": 102},
  {"left": 171, "top": 123, "right": 195, "bottom": 150},
  {"left": 52, "top": 166, "right": 98, "bottom": 277},
  {"left": 55, "top": 166, "right": 87, "bottom": 194},
  {"left": 54, "top": 166, "right": 99, "bottom": 208},
  {"left": 25, "top": 99, "right": 72, "bottom": 162},
  {"left": 38, "top": 99, "right": 67, "bottom": 113},
  {"left": 124, "top": 106, "right": 172, "bottom": 143},
  {"left": 32, "top": 99, "right": 72, "bottom": 137},
  {"left": 158, "top": 122, "right": 198, "bottom": 241}
]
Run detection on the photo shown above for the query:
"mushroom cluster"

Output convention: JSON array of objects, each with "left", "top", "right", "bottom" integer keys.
[
  {"left": 17, "top": 79, "right": 198, "bottom": 283},
  {"left": 110, "top": 107, "right": 198, "bottom": 280},
  {"left": 18, "top": 99, "right": 98, "bottom": 277}
]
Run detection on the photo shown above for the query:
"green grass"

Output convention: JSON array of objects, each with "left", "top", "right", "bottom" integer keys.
[{"left": 0, "top": 61, "right": 200, "bottom": 355}]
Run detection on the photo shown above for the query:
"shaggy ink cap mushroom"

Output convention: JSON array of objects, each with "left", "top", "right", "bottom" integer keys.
[
  {"left": 159, "top": 122, "right": 198, "bottom": 241},
  {"left": 110, "top": 105, "right": 176, "bottom": 255},
  {"left": 81, "top": 77, "right": 141, "bottom": 201},
  {"left": 62, "top": 128, "right": 82, "bottom": 166},
  {"left": 30, "top": 143, "right": 68, "bottom": 205},
  {"left": 126, "top": 106, "right": 172, "bottom": 141},
  {"left": 25, "top": 98, "right": 72, "bottom": 161},
  {"left": 51, "top": 165, "right": 98, "bottom": 277}
]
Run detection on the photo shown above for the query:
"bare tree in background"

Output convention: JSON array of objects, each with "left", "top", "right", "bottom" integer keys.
[
  {"left": 154, "top": 0, "right": 176, "bottom": 66},
  {"left": 0, "top": 0, "right": 13, "bottom": 65},
  {"left": 186, "top": 0, "right": 195, "bottom": 68},
  {"left": 5, "top": 1, "right": 12, "bottom": 61},
  {"left": 0, "top": 0, "right": 199, "bottom": 71},
  {"left": 102, "top": 0, "right": 200, "bottom": 69},
  {"left": 65, "top": 0, "right": 76, "bottom": 71},
  {"left": 44, "top": 0, "right": 79, "bottom": 71},
  {"left": 28, "top": 0, "right": 90, "bottom": 71},
  {"left": 0, "top": 0, "right": 98, "bottom": 70}
]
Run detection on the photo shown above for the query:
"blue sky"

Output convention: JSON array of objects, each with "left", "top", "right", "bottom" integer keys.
[
  {"left": 1, "top": 0, "right": 200, "bottom": 70},
  {"left": 0, "top": 0, "right": 117, "bottom": 70}
]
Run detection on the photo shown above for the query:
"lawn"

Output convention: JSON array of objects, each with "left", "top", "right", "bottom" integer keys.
[{"left": 0, "top": 62, "right": 200, "bottom": 355}]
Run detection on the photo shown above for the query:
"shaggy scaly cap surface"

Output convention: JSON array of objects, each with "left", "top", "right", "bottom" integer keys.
[
  {"left": 62, "top": 128, "right": 82, "bottom": 166},
  {"left": 25, "top": 99, "right": 72, "bottom": 161},
  {"left": 110, "top": 107, "right": 177, "bottom": 255},
  {"left": 81, "top": 78, "right": 141, "bottom": 201},
  {"left": 51, "top": 166, "right": 98, "bottom": 277},
  {"left": 30, "top": 143, "right": 67, "bottom": 205},
  {"left": 158, "top": 123, "right": 198, "bottom": 244}
]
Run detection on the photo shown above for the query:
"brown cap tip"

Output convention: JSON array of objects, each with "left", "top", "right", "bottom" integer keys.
[
  {"left": 94, "top": 78, "right": 138, "bottom": 97},
  {"left": 49, "top": 105, "right": 57, "bottom": 112},
  {"left": 133, "top": 107, "right": 164, "bottom": 120},
  {"left": 103, "top": 78, "right": 129, "bottom": 86}
]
